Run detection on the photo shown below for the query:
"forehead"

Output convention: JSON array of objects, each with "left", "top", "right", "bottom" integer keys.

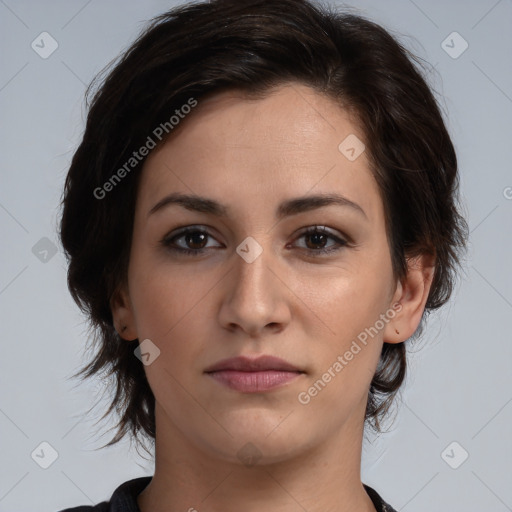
[{"left": 136, "top": 83, "right": 382, "bottom": 223}]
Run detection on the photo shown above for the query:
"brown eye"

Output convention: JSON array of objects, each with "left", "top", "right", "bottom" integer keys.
[
  {"left": 183, "top": 231, "right": 208, "bottom": 249},
  {"left": 304, "top": 231, "right": 329, "bottom": 250},
  {"left": 161, "top": 226, "right": 222, "bottom": 255},
  {"left": 292, "top": 226, "right": 348, "bottom": 255}
]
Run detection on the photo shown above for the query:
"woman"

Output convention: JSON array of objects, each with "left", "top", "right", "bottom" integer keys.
[{"left": 58, "top": 0, "right": 468, "bottom": 510}]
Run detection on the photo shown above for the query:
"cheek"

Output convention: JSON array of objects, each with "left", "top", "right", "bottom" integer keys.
[
  {"left": 297, "top": 274, "right": 387, "bottom": 412},
  {"left": 127, "top": 257, "right": 220, "bottom": 389},
  {"left": 131, "top": 275, "right": 207, "bottom": 341},
  {"left": 303, "top": 263, "right": 392, "bottom": 340},
  {"left": 296, "top": 256, "right": 393, "bottom": 398},
  {"left": 127, "top": 237, "right": 212, "bottom": 335}
]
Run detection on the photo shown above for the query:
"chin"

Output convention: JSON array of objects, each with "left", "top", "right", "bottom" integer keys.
[{"left": 204, "top": 411, "right": 316, "bottom": 465}]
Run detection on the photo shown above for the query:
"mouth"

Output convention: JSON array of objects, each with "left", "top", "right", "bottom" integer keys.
[{"left": 204, "top": 355, "right": 305, "bottom": 393}]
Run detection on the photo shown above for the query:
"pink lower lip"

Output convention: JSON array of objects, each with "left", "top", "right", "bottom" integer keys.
[{"left": 207, "top": 370, "right": 303, "bottom": 392}]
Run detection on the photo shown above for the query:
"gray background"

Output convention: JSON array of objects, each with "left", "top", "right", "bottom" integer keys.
[{"left": 1, "top": 0, "right": 511, "bottom": 511}]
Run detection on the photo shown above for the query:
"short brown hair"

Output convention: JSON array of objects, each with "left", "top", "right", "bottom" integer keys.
[{"left": 59, "top": 0, "right": 468, "bottom": 454}]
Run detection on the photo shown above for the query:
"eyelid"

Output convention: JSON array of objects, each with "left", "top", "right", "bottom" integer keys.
[
  {"left": 162, "top": 225, "right": 224, "bottom": 247},
  {"left": 293, "top": 225, "right": 346, "bottom": 240},
  {"left": 289, "top": 225, "right": 349, "bottom": 252}
]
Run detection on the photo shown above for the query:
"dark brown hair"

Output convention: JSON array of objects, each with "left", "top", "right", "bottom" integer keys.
[{"left": 58, "top": 0, "right": 468, "bottom": 454}]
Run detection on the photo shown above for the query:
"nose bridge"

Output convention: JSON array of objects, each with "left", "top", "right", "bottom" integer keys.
[
  {"left": 219, "top": 234, "right": 289, "bottom": 334},
  {"left": 233, "top": 236, "right": 273, "bottom": 306}
]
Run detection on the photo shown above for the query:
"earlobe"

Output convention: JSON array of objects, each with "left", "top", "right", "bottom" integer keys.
[
  {"left": 110, "top": 283, "right": 138, "bottom": 341},
  {"left": 383, "top": 253, "right": 436, "bottom": 344}
]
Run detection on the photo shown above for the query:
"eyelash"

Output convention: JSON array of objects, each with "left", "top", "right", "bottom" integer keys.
[{"left": 160, "top": 225, "right": 349, "bottom": 257}]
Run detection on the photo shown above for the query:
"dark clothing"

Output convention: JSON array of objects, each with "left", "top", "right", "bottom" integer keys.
[{"left": 58, "top": 476, "right": 397, "bottom": 512}]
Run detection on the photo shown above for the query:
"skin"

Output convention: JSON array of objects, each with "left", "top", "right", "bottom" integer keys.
[{"left": 111, "top": 83, "right": 435, "bottom": 512}]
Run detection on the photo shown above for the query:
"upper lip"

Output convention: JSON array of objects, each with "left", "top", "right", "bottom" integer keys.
[{"left": 204, "top": 355, "right": 303, "bottom": 373}]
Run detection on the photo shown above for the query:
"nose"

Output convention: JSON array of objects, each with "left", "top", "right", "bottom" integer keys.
[{"left": 218, "top": 239, "right": 291, "bottom": 338}]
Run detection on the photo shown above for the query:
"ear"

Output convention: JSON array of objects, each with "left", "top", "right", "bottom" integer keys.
[
  {"left": 110, "top": 282, "right": 138, "bottom": 341},
  {"left": 383, "top": 252, "right": 436, "bottom": 344}
]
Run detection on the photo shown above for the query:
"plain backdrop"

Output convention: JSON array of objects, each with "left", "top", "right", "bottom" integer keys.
[{"left": 1, "top": 0, "right": 511, "bottom": 511}]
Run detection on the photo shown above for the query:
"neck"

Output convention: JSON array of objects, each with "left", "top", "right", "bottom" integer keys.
[{"left": 137, "top": 403, "right": 376, "bottom": 512}]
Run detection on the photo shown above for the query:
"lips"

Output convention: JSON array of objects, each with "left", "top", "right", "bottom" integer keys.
[
  {"left": 204, "top": 355, "right": 303, "bottom": 373},
  {"left": 204, "top": 355, "right": 305, "bottom": 393}
]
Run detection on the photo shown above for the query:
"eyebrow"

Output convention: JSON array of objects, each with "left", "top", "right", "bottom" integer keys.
[{"left": 147, "top": 192, "right": 367, "bottom": 220}]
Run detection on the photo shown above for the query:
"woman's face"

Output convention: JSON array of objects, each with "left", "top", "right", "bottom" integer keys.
[{"left": 114, "top": 83, "right": 407, "bottom": 464}]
